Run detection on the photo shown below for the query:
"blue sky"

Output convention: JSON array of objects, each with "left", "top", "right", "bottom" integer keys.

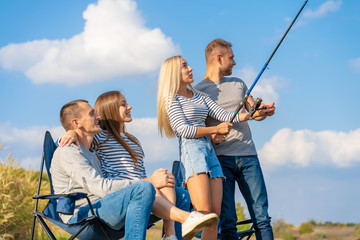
[{"left": 0, "top": 0, "right": 359, "bottom": 226}]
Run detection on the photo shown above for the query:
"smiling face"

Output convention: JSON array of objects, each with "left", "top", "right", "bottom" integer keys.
[
  {"left": 180, "top": 58, "right": 194, "bottom": 85},
  {"left": 76, "top": 102, "right": 102, "bottom": 135},
  {"left": 118, "top": 95, "right": 132, "bottom": 123},
  {"left": 220, "top": 47, "right": 236, "bottom": 76}
]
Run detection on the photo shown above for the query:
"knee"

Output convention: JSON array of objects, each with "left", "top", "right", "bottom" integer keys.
[{"left": 134, "top": 180, "right": 156, "bottom": 202}]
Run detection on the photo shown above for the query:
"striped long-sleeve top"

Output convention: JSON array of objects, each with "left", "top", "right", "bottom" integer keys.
[
  {"left": 92, "top": 130, "right": 147, "bottom": 180},
  {"left": 166, "top": 90, "right": 240, "bottom": 138}
]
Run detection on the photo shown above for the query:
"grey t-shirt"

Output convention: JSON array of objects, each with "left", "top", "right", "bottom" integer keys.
[
  {"left": 195, "top": 77, "right": 257, "bottom": 156},
  {"left": 50, "top": 143, "right": 139, "bottom": 222}
]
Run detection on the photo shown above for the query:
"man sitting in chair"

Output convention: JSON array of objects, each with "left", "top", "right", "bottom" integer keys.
[{"left": 51, "top": 99, "right": 216, "bottom": 240}]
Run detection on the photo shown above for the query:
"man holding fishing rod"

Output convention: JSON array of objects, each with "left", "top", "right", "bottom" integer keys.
[
  {"left": 195, "top": 39, "right": 275, "bottom": 240},
  {"left": 196, "top": 2, "right": 307, "bottom": 238}
]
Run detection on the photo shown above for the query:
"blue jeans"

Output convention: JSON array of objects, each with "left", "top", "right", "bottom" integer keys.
[
  {"left": 218, "top": 155, "right": 273, "bottom": 240},
  {"left": 69, "top": 181, "right": 156, "bottom": 240}
]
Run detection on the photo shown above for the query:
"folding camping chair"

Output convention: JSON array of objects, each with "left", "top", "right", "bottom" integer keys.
[
  {"left": 30, "top": 131, "right": 124, "bottom": 240},
  {"left": 172, "top": 160, "right": 255, "bottom": 240}
]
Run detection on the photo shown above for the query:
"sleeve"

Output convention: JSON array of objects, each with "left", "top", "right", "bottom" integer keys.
[
  {"left": 166, "top": 97, "right": 197, "bottom": 138},
  {"left": 59, "top": 147, "right": 139, "bottom": 198},
  {"left": 203, "top": 95, "right": 241, "bottom": 123}
]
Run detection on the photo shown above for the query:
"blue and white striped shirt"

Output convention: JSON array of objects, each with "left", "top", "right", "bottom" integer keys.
[
  {"left": 166, "top": 90, "right": 240, "bottom": 138},
  {"left": 92, "top": 130, "right": 147, "bottom": 180}
]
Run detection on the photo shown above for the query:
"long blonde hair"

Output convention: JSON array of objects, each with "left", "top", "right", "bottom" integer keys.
[
  {"left": 157, "top": 55, "right": 197, "bottom": 138},
  {"left": 95, "top": 91, "right": 144, "bottom": 166}
]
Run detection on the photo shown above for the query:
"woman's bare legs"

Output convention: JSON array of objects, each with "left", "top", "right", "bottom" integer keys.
[
  {"left": 151, "top": 188, "right": 190, "bottom": 224},
  {"left": 187, "top": 173, "right": 223, "bottom": 240},
  {"left": 159, "top": 187, "right": 177, "bottom": 237}
]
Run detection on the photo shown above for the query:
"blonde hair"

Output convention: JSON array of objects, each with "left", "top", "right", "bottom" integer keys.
[
  {"left": 157, "top": 56, "right": 198, "bottom": 138},
  {"left": 95, "top": 91, "right": 143, "bottom": 166}
]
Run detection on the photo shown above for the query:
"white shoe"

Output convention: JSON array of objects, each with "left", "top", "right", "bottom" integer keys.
[
  {"left": 182, "top": 211, "right": 218, "bottom": 240},
  {"left": 161, "top": 235, "right": 178, "bottom": 240}
]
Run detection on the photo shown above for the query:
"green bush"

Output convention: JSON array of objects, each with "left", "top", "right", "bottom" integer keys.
[
  {"left": 235, "top": 202, "right": 251, "bottom": 232},
  {"left": 0, "top": 144, "right": 50, "bottom": 239},
  {"left": 273, "top": 218, "right": 292, "bottom": 237},
  {"left": 299, "top": 221, "right": 314, "bottom": 234},
  {"left": 283, "top": 232, "right": 295, "bottom": 240}
]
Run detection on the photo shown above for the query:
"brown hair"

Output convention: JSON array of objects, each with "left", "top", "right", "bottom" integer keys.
[
  {"left": 205, "top": 39, "right": 232, "bottom": 63},
  {"left": 94, "top": 91, "right": 143, "bottom": 166},
  {"left": 60, "top": 99, "right": 88, "bottom": 131}
]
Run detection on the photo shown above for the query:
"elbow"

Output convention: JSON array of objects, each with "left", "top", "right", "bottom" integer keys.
[{"left": 177, "top": 126, "right": 197, "bottom": 138}]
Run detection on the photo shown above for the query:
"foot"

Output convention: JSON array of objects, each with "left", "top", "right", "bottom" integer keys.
[
  {"left": 161, "top": 235, "right": 178, "bottom": 240},
  {"left": 181, "top": 211, "right": 219, "bottom": 240}
]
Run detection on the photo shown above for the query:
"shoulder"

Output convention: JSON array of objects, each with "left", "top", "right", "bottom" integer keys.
[
  {"left": 223, "top": 76, "right": 245, "bottom": 85},
  {"left": 194, "top": 80, "right": 216, "bottom": 92},
  {"left": 53, "top": 144, "right": 83, "bottom": 160},
  {"left": 195, "top": 80, "right": 210, "bottom": 90}
]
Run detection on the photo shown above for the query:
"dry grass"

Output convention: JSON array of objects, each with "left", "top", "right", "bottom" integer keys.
[{"left": 0, "top": 144, "right": 50, "bottom": 239}]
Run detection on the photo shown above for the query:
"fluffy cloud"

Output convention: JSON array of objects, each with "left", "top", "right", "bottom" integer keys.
[
  {"left": 259, "top": 128, "right": 360, "bottom": 168},
  {"left": 0, "top": 0, "right": 179, "bottom": 86},
  {"left": 126, "top": 118, "right": 178, "bottom": 162},
  {"left": 0, "top": 122, "right": 64, "bottom": 169},
  {"left": 349, "top": 57, "right": 360, "bottom": 73},
  {"left": 303, "top": 0, "right": 342, "bottom": 19},
  {"left": 233, "top": 65, "right": 283, "bottom": 103}
]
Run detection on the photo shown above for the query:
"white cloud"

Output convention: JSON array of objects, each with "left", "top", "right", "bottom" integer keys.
[
  {"left": 303, "top": 0, "right": 342, "bottom": 19},
  {"left": 0, "top": 0, "right": 179, "bottom": 86},
  {"left": 0, "top": 122, "right": 64, "bottom": 169},
  {"left": 349, "top": 57, "right": 360, "bottom": 73},
  {"left": 259, "top": 128, "right": 360, "bottom": 168},
  {"left": 126, "top": 118, "right": 178, "bottom": 162},
  {"left": 233, "top": 65, "right": 284, "bottom": 103}
]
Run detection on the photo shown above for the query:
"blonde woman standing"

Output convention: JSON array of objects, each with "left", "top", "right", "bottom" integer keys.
[{"left": 157, "top": 56, "right": 266, "bottom": 240}]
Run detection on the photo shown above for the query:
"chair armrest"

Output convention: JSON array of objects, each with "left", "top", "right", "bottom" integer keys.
[
  {"left": 33, "top": 192, "right": 90, "bottom": 215},
  {"left": 33, "top": 192, "right": 88, "bottom": 200}
]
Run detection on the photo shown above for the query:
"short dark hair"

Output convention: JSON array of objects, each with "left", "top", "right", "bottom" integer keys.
[
  {"left": 205, "top": 39, "right": 232, "bottom": 63},
  {"left": 60, "top": 99, "right": 88, "bottom": 131}
]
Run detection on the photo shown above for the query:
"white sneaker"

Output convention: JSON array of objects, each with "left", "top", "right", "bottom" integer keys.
[
  {"left": 161, "top": 235, "right": 178, "bottom": 240},
  {"left": 182, "top": 211, "right": 219, "bottom": 240}
]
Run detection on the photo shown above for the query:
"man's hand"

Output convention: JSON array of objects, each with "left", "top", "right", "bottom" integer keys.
[
  {"left": 252, "top": 102, "right": 275, "bottom": 120},
  {"left": 59, "top": 130, "right": 80, "bottom": 147},
  {"left": 263, "top": 102, "right": 275, "bottom": 116},
  {"left": 210, "top": 133, "right": 227, "bottom": 144},
  {"left": 149, "top": 168, "right": 175, "bottom": 189}
]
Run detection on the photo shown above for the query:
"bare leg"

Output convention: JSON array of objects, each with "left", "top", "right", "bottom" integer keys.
[
  {"left": 159, "top": 187, "right": 177, "bottom": 237},
  {"left": 186, "top": 173, "right": 223, "bottom": 240},
  {"left": 152, "top": 188, "right": 190, "bottom": 224},
  {"left": 202, "top": 177, "right": 222, "bottom": 240}
]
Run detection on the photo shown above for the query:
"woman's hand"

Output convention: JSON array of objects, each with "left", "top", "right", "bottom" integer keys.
[
  {"left": 216, "top": 122, "right": 232, "bottom": 135},
  {"left": 58, "top": 130, "right": 80, "bottom": 147}
]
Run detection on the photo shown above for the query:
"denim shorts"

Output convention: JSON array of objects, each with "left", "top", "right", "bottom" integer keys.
[{"left": 179, "top": 136, "right": 224, "bottom": 183}]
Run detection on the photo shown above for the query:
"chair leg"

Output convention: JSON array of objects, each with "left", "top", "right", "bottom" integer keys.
[
  {"left": 36, "top": 215, "right": 57, "bottom": 240},
  {"left": 31, "top": 215, "right": 37, "bottom": 240},
  {"left": 69, "top": 221, "right": 92, "bottom": 240},
  {"left": 97, "top": 219, "right": 112, "bottom": 240}
]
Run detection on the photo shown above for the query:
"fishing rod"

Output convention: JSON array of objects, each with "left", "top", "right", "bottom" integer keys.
[{"left": 230, "top": 0, "right": 308, "bottom": 123}]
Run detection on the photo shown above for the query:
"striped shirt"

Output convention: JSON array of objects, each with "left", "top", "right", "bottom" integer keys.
[
  {"left": 166, "top": 90, "right": 240, "bottom": 138},
  {"left": 92, "top": 130, "right": 147, "bottom": 180}
]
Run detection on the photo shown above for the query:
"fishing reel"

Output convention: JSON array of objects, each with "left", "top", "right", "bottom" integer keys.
[{"left": 249, "top": 98, "right": 263, "bottom": 117}]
